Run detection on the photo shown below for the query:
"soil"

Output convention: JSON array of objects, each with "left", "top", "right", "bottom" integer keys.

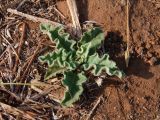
[{"left": 0, "top": 0, "right": 160, "bottom": 120}]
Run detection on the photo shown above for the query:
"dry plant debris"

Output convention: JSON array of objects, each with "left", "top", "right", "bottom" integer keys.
[
  {"left": 7, "top": 8, "right": 63, "bottom": 27},
  {"left": 67, "top": 0, "right": 82, "bottom": 37}
]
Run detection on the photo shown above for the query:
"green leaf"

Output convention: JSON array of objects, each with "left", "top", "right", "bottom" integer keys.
[
  {"left": 39, "top": 49, "right": 77, "bottom": 71},
  {"left": 40, "top": 23, "right": 76, "bottom": 52},
  {"left": 77, "top": 27, "right": 104, "bottom": 56},
  {"left": 39, "top": 51, "right": 60, "bottom": 67},
  {"left": 44, "top": 63, "right": 66, "bottom": 80},
  {"left": 80, "top": 27, "right": 104, "bottom": 46},
  {"left": 61, "top": 71, "right": 87, "bottom": 107},
  {"left": 83, "top": 53, "right": 124, "bottom": 79},
  {"left": 76, "top": 43, "right": 91, "bottom": 63}
]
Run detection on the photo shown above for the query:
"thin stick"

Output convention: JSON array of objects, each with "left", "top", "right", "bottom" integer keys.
[
  {"left": 126, "top": 0, "right": 129, "bottom": 49},
  {"left": 67, "top": 0, "right": 82, "bottom": 37},
  {"left": 0, "top": 87, "right": 22, "bottom": 102},
  {"left": 0, "top": 47, "right": 8, "bottom": 59},
  {"left": 53, "top": 7, "right": 66, "bottom": 19},
  {"left": 125, "top": 0, "right": 130, "bottom": 67},
  {"left": 13, "top": 22, "right": 26, "bottom": 72},
  {"left": 16, "top": 0, "right": 28, "bottom": 10},
  {"left": 0, "top": 102, "right": 35, "bottom": 120},
  {"left": 0, "top": 114, "right": 2, "bottom": 120},
  {"left": 7, "top": 8, "right": 63, "bottom": 26},
  {"left": 1, "top": 35, "right": 20, "bottom": 61},
  {"left": 13, "top": 43, "right": 41, "bottom": 94},
  {"left": 17, "top": 23, "right": 26, "bottom": 55},
  {"left": 0, "top": 82, "right": 51, "bottom": 87},
  {"left": 86, "top": 96, "right": 102, "bottom": 120},
  {"left": 31, "top": 86, "right": 60, "bottom": 103},
  {"left": 20, "top": 43, "right": 42, "bottom": 82}
]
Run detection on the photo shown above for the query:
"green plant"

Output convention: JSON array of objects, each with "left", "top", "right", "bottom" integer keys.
[{"left": 39, "top": 24, "right": 124, "bottom": 107}]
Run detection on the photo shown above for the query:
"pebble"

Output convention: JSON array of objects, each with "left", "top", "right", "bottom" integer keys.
[{"left": 25, "top": 41, "right": 29, "bottom": 46}]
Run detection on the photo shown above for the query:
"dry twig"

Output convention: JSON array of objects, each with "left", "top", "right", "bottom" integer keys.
[
  {"left": 0, "top": 102, "right": 35, "bottom": 120},
  {"left": 7, "top": 8, "right": 63, "bottom": 27},
  {"left": 67, "top": 0, "right": 82, "bottom": 37},
  {"left": 53, "top": 6, "right": 66, "bottom": 19},
  {"left": 125, "top": 0, "right": 130, "bottom": 67},
  {"left": 16, "top": 0, "right": 29, "bottom": 10},
  {"left": 1, "top": 35, "right": 20, "bottom": 61},
  {"left": 0, "top": 87, "right": 22, "bottom": 102},
  {"left": 31, "top": 85, "right": 60, "bottom": 103},
  {"left": 86, "top": 96, "right": 102, "bottom": 120},
  {"left": 20, "top": 43, "right": 42, "bottom": 82},
  {"left": 13, "top": 22, "right": 26, "bottom": 72}
]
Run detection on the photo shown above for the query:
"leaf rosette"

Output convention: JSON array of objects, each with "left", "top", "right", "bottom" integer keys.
[{"left": 39, "top": 23, "right": 124, "bottom": 107}]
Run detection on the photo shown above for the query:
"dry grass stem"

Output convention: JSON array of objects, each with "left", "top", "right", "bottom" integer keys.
[
  {"left": 86, "top": 96, "right": 102, "bottom": 120},
  {"left": 0, "top": 102, "right": 35, "bottom": 120},
  {"left": 125, "top": 0, "right": 130, "bottom": 67},
  {"left": 7, "top": 8, "right": 63, "bottom": 27},
  {"left": 67, "top": 0, "right": 82, "bottom": 37},
  {"left": 13, "top": 22, "right": 26, "bottom": 72}
]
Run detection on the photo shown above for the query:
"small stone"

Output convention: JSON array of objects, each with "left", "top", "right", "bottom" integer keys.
[
  {"left": 25, "top": 41, "right": 29, "bottom": 46},
  {"left": 96, "top": 78, "right": 103, "bottom": 87}
]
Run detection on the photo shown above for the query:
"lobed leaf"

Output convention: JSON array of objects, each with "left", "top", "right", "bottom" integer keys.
[
  {"left": 39, "top": 51, "right": 61, "bottom": 67},
  {"left": 39, "top": 50, "right": 78, "bottom": 79},
  {"left": 61, "top": 71, "right": 87, "bottom": 107},
  {"left": 40, "top": 23, "right": 76, "bottom": 52},
  {"left": 44, "top": 63, "right": 66, "bottom": 80},
  {"left": 76, "top": 27, "right": 104, "bottom": 63},
  {"left": 39, "top": 24, "right": 78, "bottom": 79},
  {"left": 83, "top": 53, "right": 124, "bottom": 79}
]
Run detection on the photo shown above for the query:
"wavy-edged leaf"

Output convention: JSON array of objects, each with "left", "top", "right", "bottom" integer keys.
[
  {"left": 45, "top": 64, "right": 66, "bottom": 80},
  {"left": 61, "top": 71, "right": 87, "bottom": 107},
  {"left": 40, "top": 23, "right": 76, "bottom": 52},
  {"left": 39, "top": 48, "right": 77, "bottom": 69},
  {"left": 76, "top": 43, "right": 91, "bottom": 63},
  {"left": 83, "top": 53, "right": 124, "bottom": 79},
  {"left": 39, "top": 51, "right": 61, "bottom": 67},
  {"left": 77, "top": 27, "right": 104, "bottom": 57}
]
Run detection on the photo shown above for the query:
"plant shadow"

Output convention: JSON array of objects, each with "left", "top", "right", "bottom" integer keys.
[
  {"left": 79, "top": 76, "right": 123, "bottom": 109},
  {"left": 103, "top": 31, "right": 154, "bottom": 79},
  {"left": 78, "top": 31, "right": 154, "bottom": 109},
  {"left": 76, "top": 0, "right": 88, "bottom": 23}
]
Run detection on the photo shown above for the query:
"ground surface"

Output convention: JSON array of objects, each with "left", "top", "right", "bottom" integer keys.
[{"left": 0, "top": 0, "right": 160, "bottom": 120}]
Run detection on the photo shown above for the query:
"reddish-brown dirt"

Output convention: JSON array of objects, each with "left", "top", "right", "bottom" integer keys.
[
  {"left": 0, "top": 0, "right": 160, "bottom": 120},
  {"left": 58, "top": 0, "right": 160, "bottom": 119}
]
